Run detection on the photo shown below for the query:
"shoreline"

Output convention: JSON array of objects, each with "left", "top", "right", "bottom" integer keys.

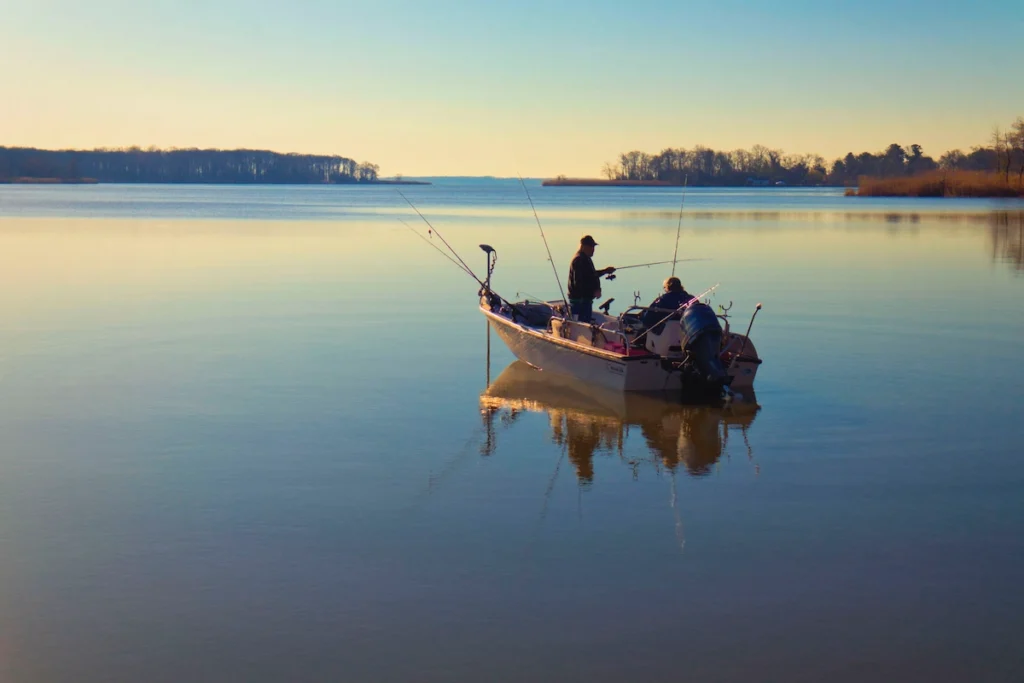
[
  {"left": 542, "top": 178, "right": 685, "bottom": 187},
  {"left": 0, "top": 178, "right": 431, "bottom": 186},
  {"left": 541, "top": 177, "right": 826, "bottom": 188},
  {"left": 0, "top": 177, "right": 100, "bottom": 184}
]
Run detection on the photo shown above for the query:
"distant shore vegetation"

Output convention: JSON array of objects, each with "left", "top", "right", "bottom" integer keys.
[
  {"left": 850, "top": 170, "right": 1024, "bottom": 198},
  {"left": 552, "top": 117, "right": 1024, "bottom": 196},
  {"left": 0, "top": 146, "right": 420, "bottom": 185}
]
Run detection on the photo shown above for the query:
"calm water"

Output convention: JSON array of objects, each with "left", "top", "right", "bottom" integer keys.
[{"left": 1, "top": 184, "right": 1023, "bottom": 682}]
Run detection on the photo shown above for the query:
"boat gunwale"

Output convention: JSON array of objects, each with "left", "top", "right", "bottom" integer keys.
[{"left": 481, "top": 306, "right": 655, "bottom": 363}]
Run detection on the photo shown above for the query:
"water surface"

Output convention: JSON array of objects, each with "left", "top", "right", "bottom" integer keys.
[{"left": 1, "top": 184, "right": 1022, "bottom": 682}]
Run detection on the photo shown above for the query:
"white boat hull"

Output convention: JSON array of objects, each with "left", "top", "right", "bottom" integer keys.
[
  {"left": 483, "top": 305, "right": 760, "bottom": 393},
  {"left": 484, "top": 308, "right": 689, "bottom": 392}
]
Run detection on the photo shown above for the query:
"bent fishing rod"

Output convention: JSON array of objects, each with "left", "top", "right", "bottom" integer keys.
[{"left": 631, "top": 283, "right": 720, "bottom": 345}]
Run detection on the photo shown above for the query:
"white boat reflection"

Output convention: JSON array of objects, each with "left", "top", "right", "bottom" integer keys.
[{"left": 480, "top": 361, "right": 760, "bottom": 483}]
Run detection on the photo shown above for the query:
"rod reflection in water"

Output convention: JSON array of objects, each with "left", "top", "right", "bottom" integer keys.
[{"left": 480, "top": 361, "right": 760, "bottom": 484}]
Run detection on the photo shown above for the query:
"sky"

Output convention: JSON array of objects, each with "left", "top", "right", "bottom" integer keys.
[{"left": 2, "top": 0, "right": 1023, "bottom": 177}]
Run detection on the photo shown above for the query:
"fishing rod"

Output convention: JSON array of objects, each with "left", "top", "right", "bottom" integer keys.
[
  {"left": 669, "top": 469, "right": 686, "bottom": 552},
  {"left": 399, "top": 218, "right": 472, "bottom": 276},
  {"left": 671, "top": 174, "right": 688, "bottom": 277},
  {"left": 611, "top": 257, "right": 709, "bottom": 272},
  {"left": 399, "top": 192, "right": 526, "bottom": 315},
  {"left": 631, "top": 283, "right": 720, "bottom": 345},
  {"left": 729, "top": 303, "right": 763, "bottom": 366},
  {"left": 519, "top": 176, "right": 570, "bottom": 313},
  {"left": 397, "top": 190, "right": 478, "bottom": 279},
  {"left": 514, "top": 291, "right": 565, "bottom": 311}
]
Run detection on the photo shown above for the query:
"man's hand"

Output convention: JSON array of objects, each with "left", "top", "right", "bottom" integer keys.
[
  {"left": 594, "top": 288, "right": 602, "bottom": 299},
  {"left": 601, "top": 266, "right": 616, "bottom": 276}
]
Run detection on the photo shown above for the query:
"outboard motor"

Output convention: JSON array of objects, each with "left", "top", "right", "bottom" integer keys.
[{"left": 681, "top": 302, "right": 729, "bottom": 387}]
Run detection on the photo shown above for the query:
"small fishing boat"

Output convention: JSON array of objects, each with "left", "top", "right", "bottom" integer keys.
[
  {"left": 396, "top": 186, "right": 764, "bottom": 400},
  {"left": 477, "top": 246, "right": 763, "bottom": 397}
]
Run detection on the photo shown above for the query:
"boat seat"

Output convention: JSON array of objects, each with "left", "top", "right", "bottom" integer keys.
[{"left": 645, "top": 322, "right": 685, "bottom": 357}]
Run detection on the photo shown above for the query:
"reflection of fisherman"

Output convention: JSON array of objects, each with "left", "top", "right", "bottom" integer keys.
[
  {"left": 642, "top": 276, "right": 695, "bottom": 331},
  {"left": 566, "top": 421, "right": 601, "bottom": 483},
  {"left": 567, "top": 235, "right": 615, "bottom": 323}
]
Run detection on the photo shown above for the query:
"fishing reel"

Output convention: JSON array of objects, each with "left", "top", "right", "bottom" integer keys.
[{"left": 604, "top": 273, "right": 616, "bottom": 281}]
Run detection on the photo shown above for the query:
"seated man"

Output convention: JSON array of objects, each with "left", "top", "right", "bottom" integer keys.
[{"left": 642, "top": 276, "right": 695, "bottom": 332}]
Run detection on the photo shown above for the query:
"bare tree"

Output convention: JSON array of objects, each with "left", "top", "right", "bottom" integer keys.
[
  {"left": 1010, "top": 117, "right": 1024, "bottom": 186},
  {"left": 939, "top": 149, "right": 966, "bottom": 169},
  {"left": 992, "top": 126, "right": 1011, "bottom": 182},
  {"left": 356, "top": 162, "right": 379, "bottom": 182}
]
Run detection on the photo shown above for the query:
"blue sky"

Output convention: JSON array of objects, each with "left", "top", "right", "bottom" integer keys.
[{"left": 3, "top": 0, "right": 1022, "bottom": 176}]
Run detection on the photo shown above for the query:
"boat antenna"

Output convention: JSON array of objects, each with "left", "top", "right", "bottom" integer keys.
[
  {"left": 397, "top": 190, "right": 477, "bottom": 278},
  {"left": 671, "top": 174, "right": 688, "bottom": 277},
  {"left": 519, "top": 176, "right": 569, "bottom": 313}
]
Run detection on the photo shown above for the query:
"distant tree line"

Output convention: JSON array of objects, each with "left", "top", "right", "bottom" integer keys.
[
  {"left": 601, "top": 117, "right": 1024, "bottom": 187},
  {"left": 0, "top": 146, "right": 382, "bottom": 184}
]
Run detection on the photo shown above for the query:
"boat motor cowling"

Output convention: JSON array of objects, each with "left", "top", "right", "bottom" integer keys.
[{"left": 681, "top": 303, "right": 729, "bottom": 386}]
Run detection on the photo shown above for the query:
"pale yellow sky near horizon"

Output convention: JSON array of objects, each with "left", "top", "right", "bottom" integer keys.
[
  {"left": 2, "top": 0, "right": 1022, "bottom": 177},
  {"left": 2, "top": 74, "right": 1007, "bottom": 178}
]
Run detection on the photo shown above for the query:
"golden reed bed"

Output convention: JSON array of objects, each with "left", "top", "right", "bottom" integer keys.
[{"left": 849, "top": 171, "right": 1024, "bottom": 198}]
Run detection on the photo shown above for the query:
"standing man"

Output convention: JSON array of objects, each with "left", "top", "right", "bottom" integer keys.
[{"left": 567, "top": 235, "right": 615, "bottom": 322}]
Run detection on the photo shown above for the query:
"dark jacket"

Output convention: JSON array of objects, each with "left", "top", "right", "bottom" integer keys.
[
  {"left": 642, "top": 289, "right": 695, "bottom": 330},
  {"left": 567, "top": 251, "right": 599, "bottom": 301}
]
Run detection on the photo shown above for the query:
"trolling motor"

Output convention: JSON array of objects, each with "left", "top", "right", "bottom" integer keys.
[
  {"left": 478, "top": 244, "right": 500, "bottom": 310},
  {"left": 479, "top": 244, "right": 496, "bottom": 290}
]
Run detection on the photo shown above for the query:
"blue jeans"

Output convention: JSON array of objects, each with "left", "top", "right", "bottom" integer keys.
[{"left": 569, "top": 298, "right": 593, "bottom": 323}]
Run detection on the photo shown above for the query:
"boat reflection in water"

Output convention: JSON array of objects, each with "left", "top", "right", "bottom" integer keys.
[{"left": 480, "top": 361, "right": 760, "bottom": 484}]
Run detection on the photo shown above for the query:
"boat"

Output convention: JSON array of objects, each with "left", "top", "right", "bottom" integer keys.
[
  {"left": 477, "top": 245, "right": 764, "bottom": 398},
  {"left": 395, "top": 191, "right": 763, "bottom": 399},
  {"left": 480, "top": 360, "right": 760, "bottom": 481}
]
